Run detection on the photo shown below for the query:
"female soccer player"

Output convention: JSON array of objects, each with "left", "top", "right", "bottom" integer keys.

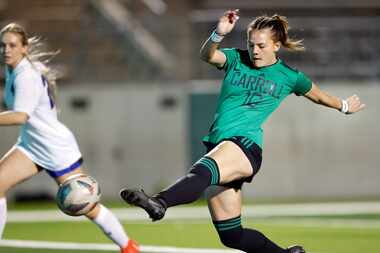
[
  {"left": 0, "top": 23, "right": 139, "bottom": 253},
  {"left": 120, "top": 10, "right": 365, "bottom": 253}
]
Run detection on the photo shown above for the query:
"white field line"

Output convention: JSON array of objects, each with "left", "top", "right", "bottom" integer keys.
[
  {"left": 7, "top": 201, "right": 380, "bottom": 223},
  {"left": 0, "top": 239, "right": 241, "bottom": 253}
]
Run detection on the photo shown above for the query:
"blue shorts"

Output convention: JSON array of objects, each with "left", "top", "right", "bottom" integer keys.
[
  {"left": 203, "top": 136, "right": 262, "bottom": 189},
  {"left": 37, "top": 158, "right": 83, "bottom": 178}
]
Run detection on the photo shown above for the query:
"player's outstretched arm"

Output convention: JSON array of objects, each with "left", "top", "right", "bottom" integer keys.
[
  {"left": 304, "top": 83, "right": 365, "bottom": 114},
  {"left": 0, "top": 111, "right": 28, "bottom": 125},
  {"left": 200, "top": 9, "right": 239, "bottom": 67}
]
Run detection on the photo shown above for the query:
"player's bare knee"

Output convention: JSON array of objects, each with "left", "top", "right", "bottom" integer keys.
[
  {"left": 0, "top": 186, "right": 9, "bottom": 197},
  {"left": 85, "top": 203, "right": 100, "bottom": 219},
  {"left": 0, "top": 174, "right": 10, "bottom": 196},
  {"left": 0, "top": 189, "right": 6, "bottom": 198}
]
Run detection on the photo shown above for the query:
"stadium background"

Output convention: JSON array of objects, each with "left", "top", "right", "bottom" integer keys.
[
  {"left": 0, "top": 1, "right": 379, "bottom": 253},
  {"left": 0, "top": 0, "right": 378, "bottom": 201}
]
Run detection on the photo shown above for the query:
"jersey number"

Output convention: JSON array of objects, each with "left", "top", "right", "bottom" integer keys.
[
  {"left": 243, "top": 91, "right": 263, "bottom": 108},
  {"left": 41, "top": 76, "right": 55, "bottom": 109}
]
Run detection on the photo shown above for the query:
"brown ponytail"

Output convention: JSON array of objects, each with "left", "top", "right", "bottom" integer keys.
[{"left": 247, "top": 14, "right": 305, "bottom": 51}]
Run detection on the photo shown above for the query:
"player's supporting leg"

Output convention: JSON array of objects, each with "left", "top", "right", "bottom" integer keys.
[
  {"left": 0, "top": 197, "right": 6, "bottom": 237},
  {"left": 0, "top": 148, "right": 40, "bottom": 238},
  {"left": 56, "top": 169, "right": 139, "bottom": 253},
  {"left": 86, "top": 204, "right": 129, "bottom": 248},
  {"left": 120, "top": 141, "right": 252, "bottom": 220},
  {"left": 206, "top": 186, "right": 304, "bottom": 253}
]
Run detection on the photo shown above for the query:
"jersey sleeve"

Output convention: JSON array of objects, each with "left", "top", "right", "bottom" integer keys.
[
  {"left": 218, "top": 48, "right": 238, "bottom": 72},
  {"left": 293, "top": 71, "right": 312, "bottom": 96},
  {"left": 13, "top": 71, "right": 43, "bottom": 116}
]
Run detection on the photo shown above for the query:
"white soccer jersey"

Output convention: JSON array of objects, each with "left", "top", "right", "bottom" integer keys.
[{"left": 3, "top": 58, "right": 82, "bottom": 172}]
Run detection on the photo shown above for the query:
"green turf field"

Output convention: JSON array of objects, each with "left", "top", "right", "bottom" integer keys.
[
  {"left": 3, "top": 200, "right": 380, "bottom": 253},
  {"left": 2, "top": 215, "right": 380, "bottom": 253}
]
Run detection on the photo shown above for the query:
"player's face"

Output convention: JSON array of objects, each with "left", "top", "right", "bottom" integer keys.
[
  {"left": 0, "top": 32, "right": 27, "bottom": 69},
  {"left": 247, "top": 28, "right": 280, "bottom": 68}
]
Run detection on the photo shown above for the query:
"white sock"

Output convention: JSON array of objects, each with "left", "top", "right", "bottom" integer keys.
[
  {"left": 0, "top": 198, "right": 7, "bottom": 238},
  {"left": 92, "top": 204, "right": 129, "bottom": 248}
]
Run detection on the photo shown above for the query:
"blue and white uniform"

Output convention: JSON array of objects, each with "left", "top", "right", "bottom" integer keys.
[{"left": 3, "top": 58, "right": 82, "bottom": 177}]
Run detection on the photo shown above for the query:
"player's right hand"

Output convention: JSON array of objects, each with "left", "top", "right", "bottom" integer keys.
[{"left": 216, "top": 9, "right": 239, "bottom": 36}]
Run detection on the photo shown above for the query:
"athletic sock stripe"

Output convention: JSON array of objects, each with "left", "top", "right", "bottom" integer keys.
[
  {"left": 198, "top": 158, "right": 218, "bottom": 185},
  {"left": 214, "top": 220, "right": 241, "bottom": 228},
  {"left": 198, "top": 159, "right": 216, "bottom": 184},
  {"left": 213, "top": 218, "right": 242, "bottom": 232},
  {"left": 213, "top": 216, "right": 242, "bottom": 232},
  {"left": 203, "top": 157, "right": 218, "bottom": 170},
  {"left": 205, "top": 157, "right": 220, "bottom": 184},
  {"left": 198, "top": 157, "right": 219, "bottom": 185},
  {"left": 200, "top": 158, "right": 215, "bottom": 171},
  {"left": 216, "top": 223, "right": 242, "bottom": 231},
  {"left": 213, "top": 216, "right": 241, "bottom": 225},
  {"left": 214, "top": 217, "right": 241, "bottom": 225}
]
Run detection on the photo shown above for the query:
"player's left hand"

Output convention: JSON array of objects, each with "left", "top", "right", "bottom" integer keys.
[{"left": 345, "top": 94, "right": 365, "bottom": 114}]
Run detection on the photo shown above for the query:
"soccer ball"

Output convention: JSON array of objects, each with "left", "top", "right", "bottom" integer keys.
[{"left": 56, "top": 174, "right": 101, "bottom": 216}]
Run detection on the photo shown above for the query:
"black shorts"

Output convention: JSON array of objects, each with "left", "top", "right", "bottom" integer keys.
[{"left": 203, "top": 136, "right": 262, "bottom": 189}]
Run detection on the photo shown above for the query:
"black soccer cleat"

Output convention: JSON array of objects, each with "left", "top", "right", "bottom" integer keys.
[
  {"left": 120, "top": 188, "right": 166, "bottom": 221},
  {"left": 286, "top": 245, "right": 306, "bottom": 253}
]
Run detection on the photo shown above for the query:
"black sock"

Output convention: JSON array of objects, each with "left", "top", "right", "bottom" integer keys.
[
  {"left": 155, "top": 156, "right": 220, "bottom": 207},
  {"left": 214, "top": 216, "right": 287, "bottom": 253}
]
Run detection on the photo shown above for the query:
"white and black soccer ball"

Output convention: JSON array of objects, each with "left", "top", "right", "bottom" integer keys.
[{"left": 56, "top": 174, "right": 101, "bottom": 216}]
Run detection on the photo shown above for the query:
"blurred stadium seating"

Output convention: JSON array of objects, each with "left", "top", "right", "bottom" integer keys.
[
  {"left": 191, "top": 0, "right": 380, "bottom": 81},
  {"left": 0, "top": 0, "right": 378, "bottom": 83}
]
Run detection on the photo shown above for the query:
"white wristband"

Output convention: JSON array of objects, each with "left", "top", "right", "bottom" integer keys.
[
  {"left": 210, "top": 30, "right": 224, "bottom": 43},
  {"left": 340, "top": 99, "right": 349, "bottom": 114}
]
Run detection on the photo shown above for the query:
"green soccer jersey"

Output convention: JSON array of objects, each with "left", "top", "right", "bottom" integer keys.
[{"left": 203, "top": 48, "right": 312, "bottom": 148}]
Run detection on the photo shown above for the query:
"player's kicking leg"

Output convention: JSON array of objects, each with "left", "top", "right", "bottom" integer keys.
[{"left": 120, "top": 189, "right": 166, "bottom": 221}]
